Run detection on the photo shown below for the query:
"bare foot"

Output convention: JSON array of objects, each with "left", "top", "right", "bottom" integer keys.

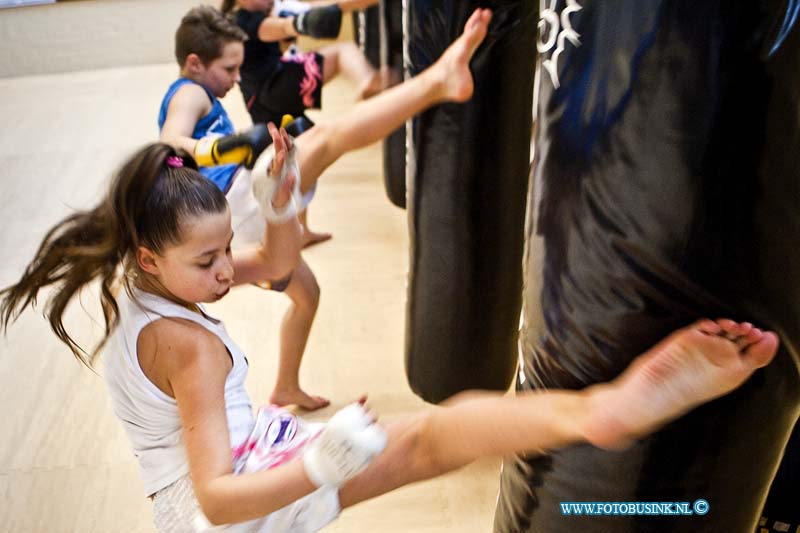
[
  {"left": 302, "top": 228, "right": 333, "bottom": 248},
  {"left": 271, "top": 388, "right": 331, "bottom": 411},
  {"left": 585, "top": 319, "right": 779, "bottom": 449},
  {"left": 432, "top": 8, "right": 492, "bottom": 103}
]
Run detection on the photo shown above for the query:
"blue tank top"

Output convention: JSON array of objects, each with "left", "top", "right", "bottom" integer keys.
[{"left": 158, "top": 78, "right": 239, "bottom": 192}]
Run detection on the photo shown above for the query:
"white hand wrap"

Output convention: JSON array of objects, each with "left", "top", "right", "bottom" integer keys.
[
  {"left": 303, "top": 403, "right": 388, "bottom": 488},
  {"left": 250, "top": 140, "right": 303, "bottom": 224}
]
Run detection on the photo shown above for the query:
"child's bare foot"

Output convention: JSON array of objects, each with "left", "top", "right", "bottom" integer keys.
[
  {"left": 271, "top": 388, "right": 331, "bottom": 411},
  {"left": 432, "top": 8, "right": 492, "bottom": 103},
  {"left": 585, "top": 319, "right": 779, "bottom": 449},
  {"left": 298, "top": 211, "right": 331, "bottom": 248},
  {"left": 302, "top": 227, "right": 333, "bottom": 248}
]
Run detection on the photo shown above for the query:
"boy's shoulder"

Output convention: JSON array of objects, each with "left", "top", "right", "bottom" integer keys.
[
  {"left": 167, "top": 78, "right": 213, "bottom": 102},
  {"left": 163, "top": 78, "right": 214, "bottom": 115}
]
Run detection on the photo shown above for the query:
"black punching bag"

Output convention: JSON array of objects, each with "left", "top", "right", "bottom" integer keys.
[
  {"left": 404, "top": 0, "right": 536, "bottom": 403},
  {"left": 353, "top": 2, "right": 406, "bottom": 208},
  {"left": 353, "top": 4, "right": 380, "bottom": 67},
  {"left": 495, "top": 2, "right": 800, "bottom": 532},
  {"left": 380, "top": 0, "right": 406, "bottom": 208}
]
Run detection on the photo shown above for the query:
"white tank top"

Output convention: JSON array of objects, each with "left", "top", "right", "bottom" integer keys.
[{"left": 103, "top": 288, "right": 254, "bottom": 496}]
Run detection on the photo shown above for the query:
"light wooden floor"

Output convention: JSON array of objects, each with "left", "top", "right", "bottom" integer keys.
[{"left": 0, "top": 64, "right": 501, "bottom": 531}]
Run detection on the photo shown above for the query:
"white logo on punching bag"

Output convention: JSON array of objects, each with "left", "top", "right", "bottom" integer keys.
[{"left": 537, "top": 0, "right": 583, "bottom": 88}]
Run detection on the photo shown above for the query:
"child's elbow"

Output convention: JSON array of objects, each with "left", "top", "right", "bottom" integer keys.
[{"left": 195, "top": 490, "right": 229, "bottom": 526}]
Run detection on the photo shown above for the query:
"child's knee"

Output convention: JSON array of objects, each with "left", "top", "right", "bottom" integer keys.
[
  {"left": 300, "top": 122, "right": 333, "bottom": 161},
  {"left": 293, "top": 262, "right": 321, "bottom": 309}
]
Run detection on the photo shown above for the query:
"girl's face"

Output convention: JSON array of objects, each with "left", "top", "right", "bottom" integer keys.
[{"left": 143, "top": 210, "right": 235, "bottom": 304}]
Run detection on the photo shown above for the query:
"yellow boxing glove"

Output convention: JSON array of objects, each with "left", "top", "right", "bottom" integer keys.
[{"left": 193, "top": 124, "right": 270, "bottom": 169}]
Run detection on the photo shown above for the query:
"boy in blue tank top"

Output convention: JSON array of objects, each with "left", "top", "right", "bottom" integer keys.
[
  {"left": 158, "top": 77, "right": 240, "bottom": 192},
  {"left": 159, "top": 5, "right": 330, "bottom": 412}
]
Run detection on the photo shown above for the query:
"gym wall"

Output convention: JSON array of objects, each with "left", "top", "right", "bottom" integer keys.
[{"left": 0, "top": 0, "right": 198, "bottom": 78}]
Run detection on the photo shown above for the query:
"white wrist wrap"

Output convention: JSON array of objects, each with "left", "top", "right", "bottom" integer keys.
[
  {"left": 303, "top": 404, "right": 388, "bottom": 488},
  {"left": 250, "top": 140, "right": 303, "bottom": 224}
]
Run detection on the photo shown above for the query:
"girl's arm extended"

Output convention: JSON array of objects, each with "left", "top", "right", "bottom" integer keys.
[{"left": 144, "top": 318, "right": 317, "bottom": 525}]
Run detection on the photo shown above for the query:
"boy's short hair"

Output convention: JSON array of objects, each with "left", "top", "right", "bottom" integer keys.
[{"left": 175, "top": 5, "right": 247, "bottom": 67}]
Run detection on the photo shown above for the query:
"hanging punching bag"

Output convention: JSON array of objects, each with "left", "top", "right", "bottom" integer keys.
[
  {"left": 380, "top": 0, "right": 406, "bottom": 208},
  {"left": 353, "top": 2, "right": 405, "bottom": 207},
  {"left": 495, "top": 2, "right": 800, "bottom": 532},
  {"left": 404, "top": 0, "right": 536, "bottom": 403},
  {"left": 352, "top": 3, "right": 380, "bottom": 67}
]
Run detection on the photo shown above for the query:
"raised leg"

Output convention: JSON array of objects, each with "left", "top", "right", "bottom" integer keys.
[
  {"left": 337, "top": 318, "right": 778, "bottom": 507},
  {"left": 293, "top": 8, "right": 493, "bottom": 193}
]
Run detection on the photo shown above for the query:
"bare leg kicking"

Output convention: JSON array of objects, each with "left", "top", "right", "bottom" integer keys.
[
  {"left": 256, "top": 8, "right": 493, "bottom": 243},
  {"left": 293, "top": 7, "right": 491, "bottom": 187},
  {"left": 336, "top": 318, "right": 779, "bottom": 508}
]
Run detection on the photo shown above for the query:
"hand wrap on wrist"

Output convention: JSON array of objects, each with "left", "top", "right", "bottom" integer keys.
[
  {"left": 302, "top": 403, "right": 388, "bottom": 487},
  {"left": 250, "top": 139, "right": 302, "bottom": 224}
]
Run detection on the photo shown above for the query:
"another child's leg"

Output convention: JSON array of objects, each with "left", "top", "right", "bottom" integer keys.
[
  {"left": 320, "top": 42, "right": 381, "bottom": 100},
  {"left": 294, "top": 8, "right": 492, "bottom": 193},
  {"left": 298, "top": 208, "right": 332, "bottom": 248},
  {"left": 232, "top": 249, "right": 329, "bottom": 411},
  {"left": 283, "top": 8, "right": 490, "bottom": 243},
  {"left": 270, "top": 258, "right": 329, "bottom": 410},
  {"left": 336, "top": 0, "right": 380, "bottom": 11},
  {"left": 337, "top": 318, "right": 778, "bottom": 508}
]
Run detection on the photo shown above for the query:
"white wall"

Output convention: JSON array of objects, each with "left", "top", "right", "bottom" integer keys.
[{"left": 0, "top": 0, "right": 200, "bottom": 77}]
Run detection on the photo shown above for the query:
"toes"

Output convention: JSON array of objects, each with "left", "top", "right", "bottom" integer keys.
[
  {"left": 299, "top": 395, "right": 330, "bottom": 412},
  {"left": 735, "top": 327, "right": 764, "bottom": 351},
  {"left": 464, "top": 8, "right": 490, "bottom": 43},
  {"left": 696, "top": 319, "right": 721, "bottom": 335},
  {"left": 302, "top": 231, "right": 333, "bottom": 249},
  {"left": 715, "top": 318, "right": 739, "bottom": 334},
  {"left": 312, "top": 395, "right": 331, "bottom": 408},
  {"left": 742, "top": 331, "right": 779, "bottom": 368},
  {"left": 715, "top": 318, "right": 753, "bottom": 341}
]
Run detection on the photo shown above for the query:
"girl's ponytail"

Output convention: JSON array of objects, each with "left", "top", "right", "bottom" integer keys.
[
  {"left": 0, "top": 199, "right": 121, "bottom": 366},
  {"left": 0, "top": 143, "right": 224, "bottom": 367}
]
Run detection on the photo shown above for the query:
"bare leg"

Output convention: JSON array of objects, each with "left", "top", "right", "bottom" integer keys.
[
  {"left": 320, "top": 42, "right": 380, "bottom": 99},
  {"left": 301, "top": 0, "right": 379, "bottom": 11},
  {"left": 294, "top": 8, "right": 493, "bottom": 194},
  {"left": 298, "top": 210, "right": 332, "bottom": 248},
  {"left": 231, "top": 243, "right": 297, "bottom": 286},
  {"left": 584, "top": 318, "right": 778, "bottom": 449},
  {"left": 270, "top": 258, "right": 329, "bottom": 411},
  {"left": 338, "top": 318, "right": 778, "bottom": 508},
  {"left": 337, "top": 0, "right": 379, "bottom": 10},
  {"left": 280, "top": 8, "right": 491, "bottom": 242},
  {"left": 231, "top": 245, "right": 328, "bottom": 411},
  {"left": 233, "top": 131, "right": 328, "bottom": 410}
]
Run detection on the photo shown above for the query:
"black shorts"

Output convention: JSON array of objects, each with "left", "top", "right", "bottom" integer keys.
[{"left": 246, "top": 51, "right": 324, "bottom": 126}]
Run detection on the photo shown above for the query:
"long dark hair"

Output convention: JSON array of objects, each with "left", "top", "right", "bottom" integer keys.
[
  {"left": 220, "top": 0, "right": 237, "bottom": 15},
  {"left": 0, "top": 143, "right": 228, "bottom": 366}
]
